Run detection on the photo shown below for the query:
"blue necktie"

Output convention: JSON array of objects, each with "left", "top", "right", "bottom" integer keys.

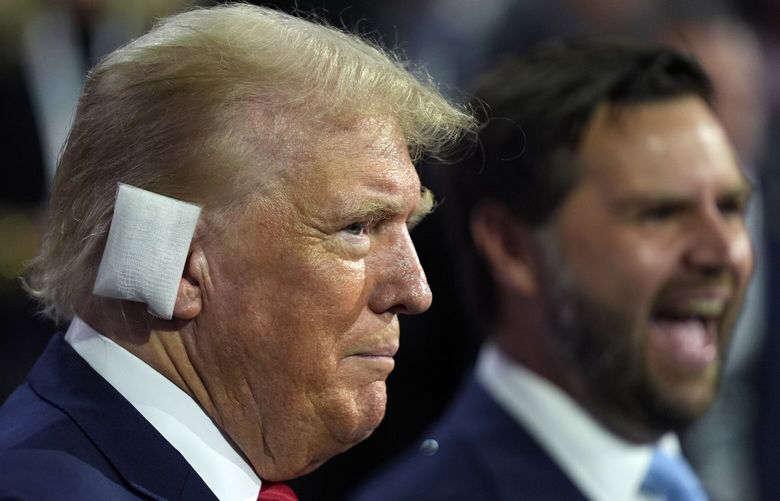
[{"left": 640, "top": 449, "right": 710, "bottom": 501}]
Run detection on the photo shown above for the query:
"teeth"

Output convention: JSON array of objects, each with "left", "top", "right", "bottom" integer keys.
[
  {"left": 655, "top": 300, "right": 724, "bottom": 319},
  {"left": 687, "top": 301, "right": 723, "bottom": 317}
]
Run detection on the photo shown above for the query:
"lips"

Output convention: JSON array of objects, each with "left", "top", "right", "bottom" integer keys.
[
  {"left": 351, "top": 344, "right": 399, "bottom": 358},
  {"left": 343, "top": 321, "right": 400, "bottom": 377},
  {"left": 647, "top": 294, "right": 729, "bottom": 373},
  {"left": 348, "top": 322, "right": 400, "bottom": 359},
  {"left": 344, "top": 344, "right": 398, "bottom": 380}
]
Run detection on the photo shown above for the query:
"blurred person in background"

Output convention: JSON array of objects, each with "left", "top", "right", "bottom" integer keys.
[
  {"left": 352, "top": 38, "right": 753, "bottom": 501},
  {"left": 358, "top": 3, "right": 780, "bottom": 500},
  {"left": 343, "top": 2, "right": 779, "bottom": 500},
  {"left": 407, "top": 0, "right": 665, "bottom": 92},
  {"left": 0, "top": 3, "right": 474, "bottom": 499}
]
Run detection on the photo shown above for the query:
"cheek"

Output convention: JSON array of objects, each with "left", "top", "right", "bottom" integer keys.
[
  {"left": 732, "top": 232, "right": 754, "bottom": 286},
  {"left": 264, "top": 257, "right": 369, "bottom": 374},
  {"left": 288, "top": 257, "right": 368, "bottom": 330},
  {"left": 209, "top": 229, "right": 373, "bottom": 375},
  {"left": 239, "top": 239, "right": 368, "bottom": 320},
  {"left": 564, "top": 234, "right": 670, "bottom": 311}
]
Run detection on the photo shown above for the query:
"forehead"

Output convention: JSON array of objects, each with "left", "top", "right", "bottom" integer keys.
[
  {"left": 306, "top": 116, "right": 410, "bottom": 169},
  {"left": 577, "top": 97, "right": 746, "bottom": 194},
  {"left": 282, "top": 116, "right": 421, "bottom": 208}
]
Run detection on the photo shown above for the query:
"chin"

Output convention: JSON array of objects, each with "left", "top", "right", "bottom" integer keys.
[
  {"left": 329, "top": 381, "right": 388, "bottom": 449},
  {"left": 674, "top": 380, "right": 720, "bottom": 421},
  {"left": 633, "top": 370, "right": 721, "bottom": 433},
  {"left": 353, "top": 382, "right": 389, "bottom": 439},
  {"left": 272, "top": 390, "right": 388, "bottom": 481}
]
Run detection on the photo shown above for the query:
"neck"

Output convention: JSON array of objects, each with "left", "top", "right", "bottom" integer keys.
[
  {"left": 79, "top": 300, "right": 216, "bottom": 415},
  {"left": 494, "top": 312, "right": 663, "bottom": 445}
]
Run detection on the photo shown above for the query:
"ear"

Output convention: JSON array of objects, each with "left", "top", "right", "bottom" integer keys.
[
  {"left": 172, "top": 245, "right": 207, "bottom": 320},
  {"left": 470, "top": 201, "right": 540, "bottom": 295}
]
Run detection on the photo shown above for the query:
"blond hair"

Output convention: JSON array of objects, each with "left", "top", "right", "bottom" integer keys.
[{"left": 26, "top": 3, "right": 476, "bottom": 322}]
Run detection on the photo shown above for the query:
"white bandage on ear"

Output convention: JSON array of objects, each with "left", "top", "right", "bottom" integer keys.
[{"left": 92, "top": 183, "right": 202, "bottom": 319}]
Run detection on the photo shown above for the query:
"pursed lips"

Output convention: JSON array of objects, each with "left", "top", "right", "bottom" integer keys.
[
  {"left": 346, "top": 320, "right": 401, "bottom": 359},
  {"left": 349, "top": 343, "right": 399, "bottom": 358},
  {"left": 343, "top": 341, "right": 399, "bottom": 380}
]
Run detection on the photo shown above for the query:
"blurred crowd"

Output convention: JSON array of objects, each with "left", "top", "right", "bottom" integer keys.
[{"left": 1, "top": 1, "right": 778, "bottom": 500}]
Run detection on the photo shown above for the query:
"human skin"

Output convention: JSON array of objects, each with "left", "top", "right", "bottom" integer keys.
[
  {"left": 174, "top": 116, "right": 433, "bottom": 480},
  {"left": 537, "top": 96, "right": 753, "bottom": 442},
  {"left": 90, "top": 115, "right": 436, "bottom": 482}
]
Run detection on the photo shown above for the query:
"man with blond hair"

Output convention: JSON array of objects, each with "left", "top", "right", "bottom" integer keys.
[{"left": 0, "top": 4, "right": 474, "bottom": 500}]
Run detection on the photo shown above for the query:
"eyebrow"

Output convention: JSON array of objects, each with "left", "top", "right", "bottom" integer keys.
[
  {"left": 339, "top": 186, "right": 435, "bottom": 230},
  {"left": 610, "top": 182, "right": 753, "bottom": 212},
  {"left": 408, "top": 186, "right": 435, "bottom": 230}
]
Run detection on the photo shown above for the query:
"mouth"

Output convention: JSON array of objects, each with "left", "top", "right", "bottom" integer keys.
[
  {"left": 350, "top": 344, "right": 399, "bottom": 359},
  {"left": 344, "top": 344, "right": 399, "bottom": 376},
  {"left": 647, "top": 298, "right": 726, "bottom": 373}
]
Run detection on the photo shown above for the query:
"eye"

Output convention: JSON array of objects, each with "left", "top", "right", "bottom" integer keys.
[
  {"left": 342, "top": 222, "right": 368, "bottom": 236},
  {"left": 718, "top": 196, "right": 747, "bottom": 217},
  {"left": 638, "top": 203, "right": 681, "bottom": 223}
]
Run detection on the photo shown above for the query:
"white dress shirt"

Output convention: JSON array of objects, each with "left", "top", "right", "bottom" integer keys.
[
  {"left": 476, "top": 341, "right": 682, "bottom": 501},
  {"left": 65, "top": 317, "right": 262, "bottom": 501}
]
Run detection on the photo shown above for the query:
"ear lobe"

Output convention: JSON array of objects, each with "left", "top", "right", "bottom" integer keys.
[
  {"left": 172, "top": 247, "right": 206, "bottom": 320},
  {"left": 470, "top": 202, "right": 539, "bottom": 295}
]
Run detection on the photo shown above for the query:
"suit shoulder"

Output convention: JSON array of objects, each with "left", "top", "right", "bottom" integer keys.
[
  {"left": 351, "top": 376, "right": 588, "bottom": 501},
  {"left": 0, "top": 448, "right": 138, "bottom": 500},
  {"left": 0, "top": 383, "right": 123, "bottom": 487},
  {"left": 0, "top": 383, "right": 87, "bottom": 450},
  {"left": 350, "top": 432, "right": 494, "bottom": 501}
]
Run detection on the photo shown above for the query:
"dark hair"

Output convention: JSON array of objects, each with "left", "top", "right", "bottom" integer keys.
[{"left": 454, "top": 38, "right": 714, "bottom": 324}]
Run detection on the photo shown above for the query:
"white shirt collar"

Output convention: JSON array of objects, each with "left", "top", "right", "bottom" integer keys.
[
  {"left": 65, "top": 316, "right": 262, "bottom": 501},
  {"left": 476, "top": 341, "right": 679, "bottom": 501}
]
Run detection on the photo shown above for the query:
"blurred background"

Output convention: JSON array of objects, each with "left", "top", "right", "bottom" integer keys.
[{"left": 1, "top": 1, "right": 778, "bottom": 500}]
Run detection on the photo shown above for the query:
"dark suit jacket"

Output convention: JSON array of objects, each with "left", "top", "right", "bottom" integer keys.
[
  {"left": 756, "top": 158, "right": 780, "bottom": 501},
  {"left": 350, "top": 374, "right": 587, "bottom": 501},
  {"left": 0, "top": 333, "right": 216, "bottom": 500}
]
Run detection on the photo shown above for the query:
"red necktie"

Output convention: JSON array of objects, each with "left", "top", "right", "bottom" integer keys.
[{"left": 258, "top": 481, "right": 299, "bottom": 501}]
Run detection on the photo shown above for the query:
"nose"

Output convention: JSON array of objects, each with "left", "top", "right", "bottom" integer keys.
[
  {"left": 370, "top": 228, "right": 433, "bottom": 316},
  {"left": 684, "top": 206, "right": 753, "bottom": 278}
]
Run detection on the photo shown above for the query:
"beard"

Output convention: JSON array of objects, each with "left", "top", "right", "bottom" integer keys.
[
  {"left": 535, "top": 232, "right": 738, "bottom": 436},
  {"left": 547, "top": 284, "right": 706, "bottom": 433}
]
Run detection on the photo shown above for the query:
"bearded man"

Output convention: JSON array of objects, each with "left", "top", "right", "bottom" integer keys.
[{"left": 353, "top": 39, "right": 752, "bottom": 501}]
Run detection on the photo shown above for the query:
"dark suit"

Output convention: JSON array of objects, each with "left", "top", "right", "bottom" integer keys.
[
  {"left": 756, "top": 155, "right": 780, "bottom": 501},
  {"left": 0, "top": 333, "right": 216, "bottom": 500},
  {"left": 350, "top": 374, "right": 587, "bottom": 501}
]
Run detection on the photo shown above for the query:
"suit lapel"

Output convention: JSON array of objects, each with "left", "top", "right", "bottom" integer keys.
[{"left": 27, "top": 334, "right": 216, "bottom": 501}]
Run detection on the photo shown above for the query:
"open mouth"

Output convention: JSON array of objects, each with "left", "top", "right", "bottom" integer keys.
[{"left": 648, "top": 302, "right": 721, "bottom": 373}]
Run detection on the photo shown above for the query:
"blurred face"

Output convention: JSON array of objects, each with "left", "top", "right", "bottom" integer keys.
[
  {"left": 540, "top": 97, "right": 753, "bottom": 439},
  {"left": 190, "top": 117, "right": 432, "bottom": 478}
]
